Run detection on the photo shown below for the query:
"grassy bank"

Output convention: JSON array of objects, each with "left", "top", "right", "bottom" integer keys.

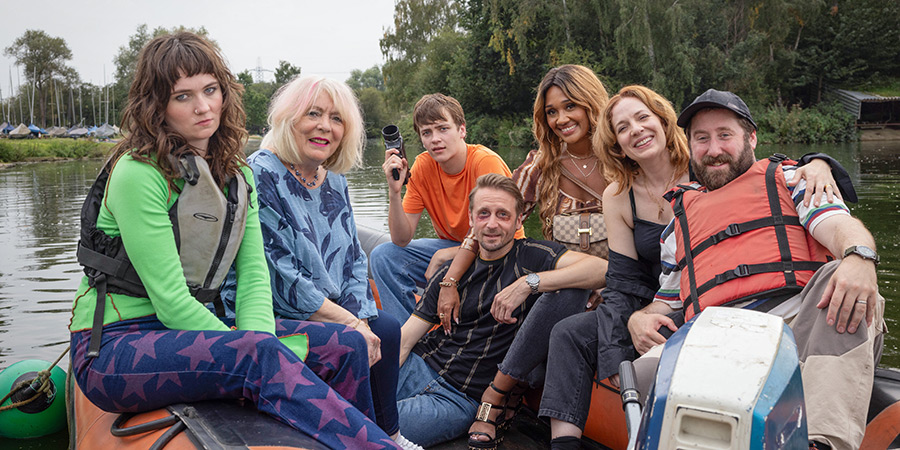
[
  {"left": 0, "top": 138, "right": 114, "bottom": 163},
  {"left": 755, "top": 102, "right": 857, "bottom": 144}
]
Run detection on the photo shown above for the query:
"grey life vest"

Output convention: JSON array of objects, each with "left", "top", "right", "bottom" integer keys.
[{"left": 77, "top": 154, "right": 250, "bottom": 357}]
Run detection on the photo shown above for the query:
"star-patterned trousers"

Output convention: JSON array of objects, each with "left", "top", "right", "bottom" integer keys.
[{"left": 70, "top": 315, "right": 401, "bottom": 450}]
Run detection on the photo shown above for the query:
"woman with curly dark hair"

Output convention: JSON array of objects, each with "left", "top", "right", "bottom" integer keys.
[
  {"left": 457, "top": 64, "right": 612, "bottom": 449},
  {"left": 68, "top": 32, "right": 399, "bottom": 449}
]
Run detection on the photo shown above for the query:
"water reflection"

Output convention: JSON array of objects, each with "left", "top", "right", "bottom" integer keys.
[
  {"left": 0, "top": 141, "right": 897, "bottom": 372},
  {"left": 0, "top": 160, "right": 99, "bottom": 367}
]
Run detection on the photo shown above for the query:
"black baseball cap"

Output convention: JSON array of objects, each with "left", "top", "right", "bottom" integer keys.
[{"left": 677, "top": 89, "right": 758, "bottom": 131}]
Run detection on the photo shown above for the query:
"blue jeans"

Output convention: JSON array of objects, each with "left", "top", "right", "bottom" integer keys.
[
  {"left": 370, "top": 238, "right": 459, "bottom": 322},
  {"left": 368, "top": 313, "right": 402, "bottom": 435},
  {"left": 396, "top": 353, "right": 479, "bottom": 447}
]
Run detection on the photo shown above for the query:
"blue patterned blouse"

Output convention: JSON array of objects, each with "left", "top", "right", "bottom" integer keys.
[{"left": 224, "top": 148, "right": 377, "bottom": 321}]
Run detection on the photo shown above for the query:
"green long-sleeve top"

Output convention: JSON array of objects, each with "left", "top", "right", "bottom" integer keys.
[{"left": 69, "top": 154, "right": 276, "bottom": 334}]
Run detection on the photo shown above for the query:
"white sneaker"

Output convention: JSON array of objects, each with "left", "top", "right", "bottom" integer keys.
[{"left": 394, "top": 434, "right": 424, "bottom": 450}]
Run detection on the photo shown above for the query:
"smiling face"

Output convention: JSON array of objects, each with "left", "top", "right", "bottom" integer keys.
[
  {"left": 544, "top": 85, "right": 591, "bottom": 150},
  {"left": 610, "top": 96, "right": 667, "bottom": 163},
  {"left": 688, "top": 108, "right": 757, "bottom": 190},
  {"left": 469, "top": 187, "right": 523, "bottom": 260},
  {"left": 165, "top": 73, "right": 223, "bottom": 152},
  {"left": 292, "top": 93, "right": 345, "bottom": 168}
]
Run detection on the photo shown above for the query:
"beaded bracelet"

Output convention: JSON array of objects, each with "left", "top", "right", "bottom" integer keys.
[{"left": 439, "top": 277, "right": 459, "bottom": 288}]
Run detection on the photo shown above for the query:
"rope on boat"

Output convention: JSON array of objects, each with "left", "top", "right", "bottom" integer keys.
[{"left": 0, "top": 346, "right": 70, "bottom": 412}]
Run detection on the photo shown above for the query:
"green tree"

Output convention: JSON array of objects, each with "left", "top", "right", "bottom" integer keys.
[
  {"left": 237, "top": 70, "right": 255, "bottom": 88},
  {"left": 244, "top": 82, "right": 277, "bottom": 134},
  {"left": 792, "top": 0, "right": 900, "bottom": 103},
  {"left": 380, "top": 0, "right": 459, "bottom": 108},
  {"left": 274, "top": 61, "right": 302, "bottom": 85},
  {"left": 4, "top": 29, "right": 75, "bottom": 127},
  {"left": 347, "top": 66, "right": 385, "bottom": 91},
  {"left": 357, "top": 87, "right": 390, "bottom": 137}
]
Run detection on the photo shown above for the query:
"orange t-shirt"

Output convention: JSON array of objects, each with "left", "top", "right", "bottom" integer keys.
[{"left": 403, "top": 144, "right": 526, "bottom": 242}]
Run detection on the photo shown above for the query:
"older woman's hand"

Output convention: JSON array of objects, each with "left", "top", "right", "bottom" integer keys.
[
  {"left": 789, "top": 158, "right": 842, "bottom": 207},
  {"left": 355, "top": 319, "right": 382, "bottom": 367}
]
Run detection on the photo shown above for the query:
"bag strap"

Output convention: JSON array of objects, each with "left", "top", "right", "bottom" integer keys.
[{"left": 560, "top": 165, "right": 604, "bottom": 200}]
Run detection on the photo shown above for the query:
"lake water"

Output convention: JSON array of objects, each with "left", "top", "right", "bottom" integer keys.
[{"left": 0, "top": 139, "right": 897, "bottom": 447}]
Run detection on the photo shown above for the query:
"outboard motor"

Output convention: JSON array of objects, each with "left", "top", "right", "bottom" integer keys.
[{"left": 636, "top": 307, "right": 807, "bottom": 449}]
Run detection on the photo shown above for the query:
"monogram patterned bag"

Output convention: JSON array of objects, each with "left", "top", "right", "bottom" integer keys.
[
  {"left": 552, "top": 166, "right": 609, "bottom": 259},
  {"left": 552, "top": 209, "right": 608, "bottom": 259}
]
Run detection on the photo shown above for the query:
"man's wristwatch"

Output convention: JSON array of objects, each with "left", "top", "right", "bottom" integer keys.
[
  {"left": 525, "top": 273, "right": 540, "bottom": 294},
  {"left": 843, "top": 245, "right": 880, "bottom": 266}
]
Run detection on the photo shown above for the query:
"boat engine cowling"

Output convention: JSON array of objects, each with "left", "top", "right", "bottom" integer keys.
[{"left": 637, "top": 307, "right": 807, "bottom": 449}]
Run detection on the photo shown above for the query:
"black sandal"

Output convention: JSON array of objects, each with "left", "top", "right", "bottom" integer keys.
[
  {"left": 467, "top": 383, "right": 511, "bottom": 450},
  {"left": 497, "top": 382, "right": 528, "bottom": 433}
]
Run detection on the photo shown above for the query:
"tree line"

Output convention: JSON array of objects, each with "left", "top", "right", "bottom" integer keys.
[
  {"left": 4, "top": 0, "right": 897, "bottom": 145},
  {"left": 373, "top": 0, "right": 899, "bottom": 145}
]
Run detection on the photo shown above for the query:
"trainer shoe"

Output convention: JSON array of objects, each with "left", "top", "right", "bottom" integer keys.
[{"left": 395, "top": 434, "right": 424, "bottom": 450}]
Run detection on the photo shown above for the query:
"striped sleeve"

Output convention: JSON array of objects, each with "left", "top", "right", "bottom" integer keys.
[
  {"left": 782, "top": 165, "right": 850, "bottom": 234},
  {"left": 653, "top": 219, "right": 682, "bottom": 309}
]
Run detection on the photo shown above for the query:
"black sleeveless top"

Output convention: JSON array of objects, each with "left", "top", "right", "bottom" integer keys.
[{"left": 629, "top": 189, "right": 665, "bottom": 279}]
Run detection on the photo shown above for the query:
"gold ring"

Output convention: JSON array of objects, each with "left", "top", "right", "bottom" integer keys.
[{"left": 824, "top": 184, "right": 832, "bottom": 189}]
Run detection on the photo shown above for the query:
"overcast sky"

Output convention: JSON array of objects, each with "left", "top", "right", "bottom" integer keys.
[{"left": 0, "top": 0, "right": 396, "bottom": 94}]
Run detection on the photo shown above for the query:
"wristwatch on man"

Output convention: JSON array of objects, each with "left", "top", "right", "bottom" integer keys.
[
  {"left": 525, "top": 273, "right": 541, "bottom": 294},
  {"left": 842, "top": 245, "right": 880, "bottom": 266}
]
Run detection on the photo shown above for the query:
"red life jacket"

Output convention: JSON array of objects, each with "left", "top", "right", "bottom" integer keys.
[{"left": 669, "top": 155, "right": 833, "bottom": 320}]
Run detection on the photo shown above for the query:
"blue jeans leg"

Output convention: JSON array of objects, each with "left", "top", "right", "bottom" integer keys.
[
  {"left": 396, "top": 353, "right": 479, "bottom": 447},
  {"left": 370, "top": 238, "right": 459, "bottom": 322},
  {"left": 368, "top": 313, "right": 401, "bottom": 436}
]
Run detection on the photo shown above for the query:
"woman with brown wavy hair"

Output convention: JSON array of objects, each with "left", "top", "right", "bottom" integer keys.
[{"left": 69, "top": 32, "right": 399, "bottom": 449}]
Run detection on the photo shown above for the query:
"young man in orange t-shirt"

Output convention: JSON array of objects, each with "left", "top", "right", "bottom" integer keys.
[{"left": 372, "top": 93, "right": 523, "bottom": 321}]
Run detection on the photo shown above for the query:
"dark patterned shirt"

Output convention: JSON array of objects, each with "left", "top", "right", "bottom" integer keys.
[{"left": 411, "top": 238, "right": 566, "bottom": 398}]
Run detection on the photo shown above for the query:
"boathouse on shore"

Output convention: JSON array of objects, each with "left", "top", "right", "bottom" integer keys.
[{"left": 831, "top": 89, "right": 900, "bottom": 127}]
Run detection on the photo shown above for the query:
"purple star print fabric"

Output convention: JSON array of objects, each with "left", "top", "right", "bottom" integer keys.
[{"left": 70, "top": 316, "right": 400, "bottom": 449}]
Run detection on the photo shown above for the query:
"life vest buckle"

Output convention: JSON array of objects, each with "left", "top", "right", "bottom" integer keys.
[
  {"left": 733, "top": 264, "right": 751, "bottom": 278},
  {"left": 768, "top": 153, "right": 788, "bottom": 162},
  {"left": 725, "top": 223, "right": 741, "bottom": 237},
  {"left": 782, "top": 261, "right": 794, "bottom": 273}
]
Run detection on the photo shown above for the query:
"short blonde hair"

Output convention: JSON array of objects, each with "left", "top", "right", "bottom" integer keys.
[
  {"left": 262, "top": 76, "right": 365, "bottom": 174},
  {"left": 596, "top": 85, "right": 690, "bottom": 195}
]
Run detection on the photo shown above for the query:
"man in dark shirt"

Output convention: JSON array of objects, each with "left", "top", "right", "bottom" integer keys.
[{"left": 393, "top": 173, "right": 605, "bottom": 447}]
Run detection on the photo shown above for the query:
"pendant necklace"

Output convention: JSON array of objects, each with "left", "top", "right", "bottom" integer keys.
[
  {"left": 564, "top": 145, "right": 597, "bottom": 178},
  {"left": 290, "top": 163, "right": 320, "bottom": 187},
  {"left": 642, "top": 172, "right": 676, "bottom": 221}
]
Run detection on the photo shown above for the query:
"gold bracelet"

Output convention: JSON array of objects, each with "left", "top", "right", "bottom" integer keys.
[
  {"left": 350, "top": 318, "right": 362, "bottom": 329},
  {"left": 460, "top": 237, "right": 477, "bottom": 252},
  {"left": 439, "top": 277, "right": 459, "bottom": 288}
]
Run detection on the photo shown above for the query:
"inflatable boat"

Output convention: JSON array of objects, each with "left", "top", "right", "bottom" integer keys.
[{"left": 9, "top": 225, "right": 895, "bottom": 449}]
